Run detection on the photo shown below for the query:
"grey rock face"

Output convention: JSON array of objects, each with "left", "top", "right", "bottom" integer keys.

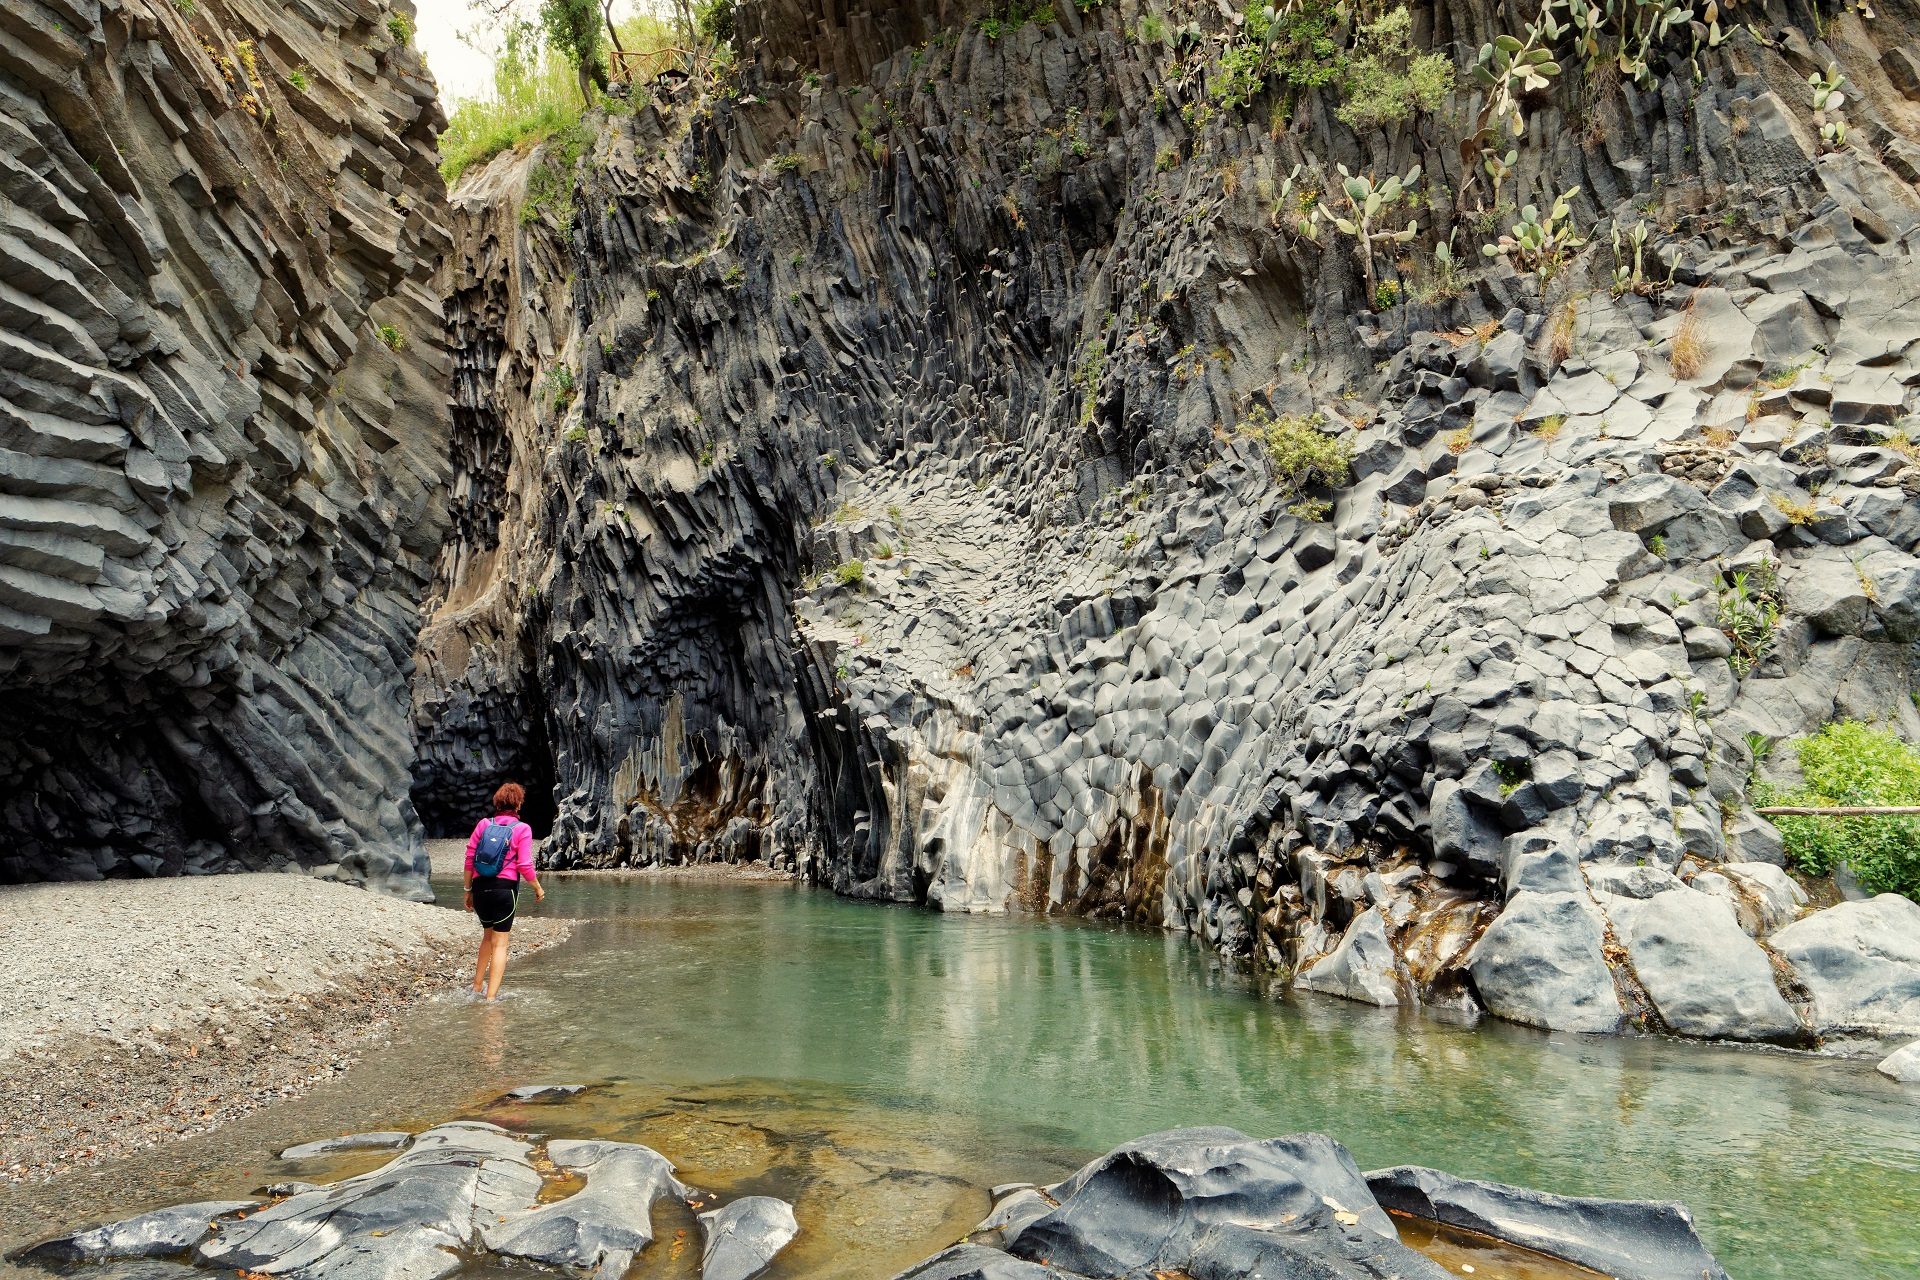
[
  {"left": 1467, "top": 893, "right": 1624, "bottom": 1034},
  {"left": 1773, "top": 896, "right": 1920, "bottom": 1035},
  {"left": 0, "top": 0, "right": 451, "bottom": 890},
  {"left": 698, "top": 1196, "right": 800, "bottom": 1280},
  {"left": 1295, "top": 908, "right": 1404, "bottom": 1007},
  {"left": 197, "top": 1123, "right": 539, "bottom": 1280},
  {"left": 484, "top": 1140, "right": 682, "bottom": 1276},
  {"left": 1364, "top": 1165, "right": 1730, "bottom": 1280},
  {"left": 414, "top": 0, "right": 1920, "bottom": 1040},
  {"left": 1590, "top": 873, "right": 1803, "bottom": 1042},
  {"left": 20, "top": 1203, "right": 254, "bottom": 1266}
]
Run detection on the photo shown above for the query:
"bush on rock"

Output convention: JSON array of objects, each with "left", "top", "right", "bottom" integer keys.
[{"left": 1758, "top": 722, "right": 1920, "bottom": 901}]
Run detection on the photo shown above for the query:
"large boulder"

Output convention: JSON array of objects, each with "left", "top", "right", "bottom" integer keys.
[
  {"left": 1589, "top": 871, "right": 1804, "bottom": 1042},
  {"left": 484, "top": 1139, "right": 681, "bottom": 1274},
  {"left": 1294, "top": 907, "right": 1404, "bottom": 1006},
  {"left": 988, "top": 1129, "right": 1447, "bottom": 1279},
  {"left": 195, "top": 1123, "right": 540, "bottom": 1280},
  {"left": 19, "top": 1203, "right": 255, "bottom": 1266},
  {"left": 1364, "top": 1165, "right": 1730, "bottom": 1280},
  {"left": 1467, "top": 892, "right": 1624, "bottom": 1033},
  {"left": 1772, "top": 896, "right": 1920, "bottom": 1035},
  {"left": 1877, "top": 1040, "right": 1920, "bottom": 1083}
]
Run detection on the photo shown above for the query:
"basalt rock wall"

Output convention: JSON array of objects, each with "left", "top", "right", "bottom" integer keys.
[
  {"left": 0, "top": 0, "right": 452, "bottom": 890},
  {"left": 422, "top": 0, "right": 1920, "bottom": 1037}
]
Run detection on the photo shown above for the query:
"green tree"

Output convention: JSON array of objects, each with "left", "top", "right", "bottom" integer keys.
[{"left": 539, "top": 0, "right": 607, "bottom": 101}]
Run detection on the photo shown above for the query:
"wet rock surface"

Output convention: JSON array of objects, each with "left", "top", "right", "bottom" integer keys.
[
  {"left": 0, "top": 0, "right": 452, "bottom": 890},
  {"left": 13, "top": 1120, "right": 795, "bottom": 1280},
  {"left": 414, "top": 0, "right": 1920, "bottom": 1046},
  {"left": 894, "top": 1127, "right": 1729, "bottom": 1280}
]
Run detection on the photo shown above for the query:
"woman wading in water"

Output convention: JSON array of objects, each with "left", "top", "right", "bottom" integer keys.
[{"left": 464, "top": 782, "right": 544, "bottom": 999}]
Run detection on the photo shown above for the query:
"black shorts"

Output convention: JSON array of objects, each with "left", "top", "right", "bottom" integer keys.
[{"left": 471, "top": 876, "right": 519, "bottom": 932}]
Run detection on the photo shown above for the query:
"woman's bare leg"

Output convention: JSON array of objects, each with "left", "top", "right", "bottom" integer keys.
[
  {"left": 472, "top": 930, "right": 492, "bottom": 993},
  {"left": 484, "top": 931, "right": 511, "bottom": 1000}
]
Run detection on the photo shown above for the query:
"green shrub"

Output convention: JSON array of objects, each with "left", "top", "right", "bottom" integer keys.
[
  {"left": 1335, "top": 8, "right": 1454, "bottom": 131},
  {"left": 1241, "top": 406, "right": 1351, "bottom": 520},
  {"left": 1756, "top": 721, "right": 1920, "bottom": 900},
  {"left": 385, "top": 12, "right": 413, "bottom": 45},
  {"left": 375, "top": 323, "right": 406, "bottom": 352},
  {"left": 834, "top": 560, "right": 866, "bottom": 586}
]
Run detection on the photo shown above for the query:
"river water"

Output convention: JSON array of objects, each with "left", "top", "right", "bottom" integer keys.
[{"left": 4, "top": 875, "right": 1916, "bottom": 1278}]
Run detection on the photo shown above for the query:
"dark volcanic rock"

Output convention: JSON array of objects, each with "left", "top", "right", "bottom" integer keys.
[
  {"left": 0, "top": 0, "right": 451, "bottom": 891},
  {"left": 895, "top": 1128, "right": 1731, "bottom": 1280},
  {"left": 1365, "top": 1165, "right": 1731, "bottom": 1280}
]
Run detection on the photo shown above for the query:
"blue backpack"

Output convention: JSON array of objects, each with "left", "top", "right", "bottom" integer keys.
[{"left": 474, "top": 819, "right": 523, "bottom": 877}]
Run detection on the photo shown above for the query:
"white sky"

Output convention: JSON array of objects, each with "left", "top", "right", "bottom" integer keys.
[
  {"left": 411, "top": 0, "right": 667, "bottom": 105},
  {"left": 413, "top": 0, "right": 499, "bottom": 104}
]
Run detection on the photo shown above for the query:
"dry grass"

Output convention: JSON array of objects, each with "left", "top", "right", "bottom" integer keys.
[
  {"left": 1703, "top": 425, "right": 1737, "bottom": 449},
  {"left": 1445, "top": 428, "right": 1472, "bottom": 455},
  {"left": 1669, "top": 305, "right": 1706, "bottom": 379},
  {"left": 1771, "top": 493, "right": 1817, "bottom": 525},
  {"left": 1547, "top": 298, "right": 1579, "bottom": 367},
  {"left": 1887, "top": 429, "right": 1918, "bottom": 464},
  {"left": 1531, "top": 414, "right": 1566, "bottom": 440}
]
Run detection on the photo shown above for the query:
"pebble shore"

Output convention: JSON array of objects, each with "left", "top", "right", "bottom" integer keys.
[{"left": 0, "top": 873, "right": 569, "bottom": 1184}]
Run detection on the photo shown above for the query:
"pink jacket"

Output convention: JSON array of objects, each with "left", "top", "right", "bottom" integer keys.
[{"left": 465, "top": 815, "right": 537, "bottom": 881}]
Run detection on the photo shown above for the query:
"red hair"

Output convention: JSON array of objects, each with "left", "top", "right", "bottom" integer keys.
[{"left": 492, "top": 782, "right": 526, "bottom": 814}]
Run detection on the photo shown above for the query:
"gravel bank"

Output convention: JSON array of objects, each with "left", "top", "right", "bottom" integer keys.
[{"left": 0, "top": 873, "right": 569, "bottom": 1184}]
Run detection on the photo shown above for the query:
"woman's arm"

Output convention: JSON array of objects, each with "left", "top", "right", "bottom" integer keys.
[
  {"left": 517, "top": 825, "right": 544, "bottom": 901},
  {"left": 463, "top": 821, "right": 480, "bottom": 908}
]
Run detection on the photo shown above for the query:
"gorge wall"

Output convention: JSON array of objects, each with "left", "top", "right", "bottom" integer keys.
[
  {"left": 0, "top": 0, "right": 451, "bottom": 890},
  {"left": 420, "top": 0, "right": 1920, "bottom": 1039}
]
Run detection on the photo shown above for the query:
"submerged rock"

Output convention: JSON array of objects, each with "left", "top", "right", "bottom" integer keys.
[
  {"left": 278, "top": 1132, "right": 412, "bottom": 1160},
  {"left": 1365, "top": 1164, "right": 1731, "bottom": 1280},
  {"left": 500, "top": 1083, "right": 591, "bottom": 1103},
  {"left": 698, "top": 1196, "right": 800, "bottom": 1280}
]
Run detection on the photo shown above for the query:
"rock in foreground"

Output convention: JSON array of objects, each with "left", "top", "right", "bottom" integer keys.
[
  {"left": 897, "top": 1128, "right": 1728, "bottom": 1280},
  {"left": 15, "top": 1121, "right": 793, "bottom": 1280}
]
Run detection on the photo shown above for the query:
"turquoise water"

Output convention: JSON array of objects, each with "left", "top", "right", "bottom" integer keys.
[{"left": 5, "top": 876, "right": 1916, "bottom": 1278}]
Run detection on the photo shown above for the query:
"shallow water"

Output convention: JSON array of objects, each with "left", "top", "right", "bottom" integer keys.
[{"left": 4, "top": 876, "right": 1917, "bottom": 1278}]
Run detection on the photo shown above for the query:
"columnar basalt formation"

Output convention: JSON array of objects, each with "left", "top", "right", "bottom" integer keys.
[
  {"left": 0, "top": 0, "right": 451, "bottom": 889},
  {"left": 421, "top": 0, "right": 1920, "bottom": 1038}
]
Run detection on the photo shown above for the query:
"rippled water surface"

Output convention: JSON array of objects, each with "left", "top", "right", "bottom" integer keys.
[{"left": 5, "top": 875, "right": 1917, "bottom": 1279}]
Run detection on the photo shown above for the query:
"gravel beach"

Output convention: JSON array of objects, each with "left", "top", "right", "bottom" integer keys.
[{"left": 0, "top": 873, "right": 569, "bottom": 1184}]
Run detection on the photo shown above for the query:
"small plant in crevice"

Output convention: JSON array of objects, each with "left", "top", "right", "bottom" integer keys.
[
  {"left": 1444, "top": 427, "right": 1471, "bottom": 455},
  {"left": 1240, "top": 405, "right": 1352, "bottom": 521},
  {"left": 1754, "top": 721, "right": 1920, "bottom": 900},
  {"left": 833, "top": 559, "right": 866, "bottom": 587},
  {"left": 541, "top": 363, "right": 576, "bottom": 412},
  {"left": 1771, "top": 492, "right": 1818, "bottom": 525},
  {"left": 1809, "top": 65, "right": 1849, "bottom": 151},
  {"left": 287, "top": 66, "right": 311, "bottom": 92},
  {"left": 1716, "top": 560, "right": 1781, "bottom": 678},
  {"left": 385, "top": 11, "right": 413, "bottom": 44},
  {"left": 375, "top": 323, "right": 406, "bottom": 352},
  {"left": 1493, "top": 759, "right": 1531, "bottom": 796},
  {"left": 1668, "top": 304, "right": 1706, "bottom": 379}
]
